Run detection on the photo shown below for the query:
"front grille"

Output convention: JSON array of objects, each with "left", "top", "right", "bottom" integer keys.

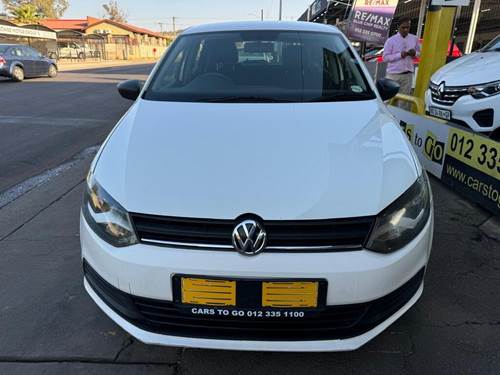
[
  {"left": 130, "top": 213, "right": 375, "bottom": 252},
  {"left": 430, "top": 81, "right": 469, "bottom": 106},
  {"left": 473, "top": 109, "right": 494, "bottom": 128},
  {"left": 83, "top": 260, "right": 425, "bottom": 341}
]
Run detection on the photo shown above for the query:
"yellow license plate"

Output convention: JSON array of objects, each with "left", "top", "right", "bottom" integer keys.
[
  {"left": 262, "top": 281, "right": 318, "bottom": 308},
  {"left": 181, "top": 277, "right": 236, "bottom": 306}
]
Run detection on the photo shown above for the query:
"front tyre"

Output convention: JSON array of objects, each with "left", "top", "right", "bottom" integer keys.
[
  {"left": 48, "top": 64, "right": 58, "bottom": 78},
  {"left": 11, "top": 66, "right": 24, "bottom": 82}
]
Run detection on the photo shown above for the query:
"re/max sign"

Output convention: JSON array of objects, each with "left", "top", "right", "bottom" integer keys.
[{"left": 354, "top": 11, "right": 392, "bottom": 26}]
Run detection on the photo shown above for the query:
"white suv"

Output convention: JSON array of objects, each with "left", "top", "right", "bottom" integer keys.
[
  {"left": 426, "top": 35, "right": 500, "bottom": 138},
  {"left": 81, "top": 21, "right": 433, "bottom": 352}
]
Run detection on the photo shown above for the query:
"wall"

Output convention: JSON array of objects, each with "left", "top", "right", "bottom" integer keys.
[
  {"left": 85, "top": 21, "right": 170, "bottom": 60},
  {"left": 85, "top": 22, "right": 133, "bottom": 37},
  {"left": 103, "top": 42, "right": 168, "bottom": 60}
]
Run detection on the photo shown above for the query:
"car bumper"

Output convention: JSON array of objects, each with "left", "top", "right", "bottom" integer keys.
[
  {"left": 81, "top": 211, "right": 433, "bottom": 352},
  {"left": 0, "top": 66, "right": 10, "bottom": 77},
  {"left": 425, "top": 89, "right": 499, "bottom": 132}
]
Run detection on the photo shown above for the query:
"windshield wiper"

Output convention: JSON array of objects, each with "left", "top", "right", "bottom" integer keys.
[
  {"left": 306, "top": 93, "right": 375, "bottom": 102},
  {"left": 196, "top": 96, "right": 294, "bottom": 103}
]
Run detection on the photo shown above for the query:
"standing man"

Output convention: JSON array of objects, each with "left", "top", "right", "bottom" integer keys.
[{"left": 383, "top": 17, "right": 420, "bottom": 103}]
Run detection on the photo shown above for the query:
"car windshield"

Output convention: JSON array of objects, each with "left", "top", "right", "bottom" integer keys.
[
  {"left": 144, "top": 30, "right": 375, "bottom": 103},
  {"left": 481, "top": 36, "right": 500, "bottom": 52}
]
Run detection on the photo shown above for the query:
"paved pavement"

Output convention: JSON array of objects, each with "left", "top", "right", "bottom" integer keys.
[{"left": 0, "top": 64, "right": 499, "bottom": 375}]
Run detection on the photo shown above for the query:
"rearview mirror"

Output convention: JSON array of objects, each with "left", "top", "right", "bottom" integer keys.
[
  {"left": 376, "top": 78, "right": 400, "bottom": 101},
  {"left": 117, "top": 80, "right": 143, "bottom": 100}
]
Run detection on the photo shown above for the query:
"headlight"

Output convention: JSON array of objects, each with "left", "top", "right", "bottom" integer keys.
[
  {"left": 468, "top": 81, "right": 500, "bottom": 99},
  {"left": 82, "top": 172, "right": 138, "bottom": 247},
  {"left": 365, "top": 173, "right": 431, "bottom": 253}
]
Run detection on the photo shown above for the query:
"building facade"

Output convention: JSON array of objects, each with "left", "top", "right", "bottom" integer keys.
[
  {"left": 299, "top": 0, "right": 500, "bottom": 51},
  {"left": 0, "top": 19, "right": 57, "bottom": 55},
  {"left": 40, "top": 16, "right": 172, "bottom": 60}
]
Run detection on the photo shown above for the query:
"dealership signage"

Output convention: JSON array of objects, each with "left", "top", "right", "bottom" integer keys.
[
  {"left": 0, "top": 24, "right": 56, "bottom": 40},
  {"left": 390, "top": 107, "right": 500, "bottom": 215},
  {"left": 431, "top": 0, "right": 470, "bottom": 6},
  {"left": 347, "top": 0, "right": 399, "bottom": 46}
]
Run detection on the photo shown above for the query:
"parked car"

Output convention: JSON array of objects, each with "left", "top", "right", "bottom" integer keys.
[
  {"left": 365, "top": 39, "right": 462, "bottom": 64},
  {"left": 50, "top": 42, "right": 101, "bottom": 60},
  {"left": 425, "top": 34, "right": 500, "bottom": 137},
  {"left": 81, "top": 21, "right": 433, "bottom": 352},
  {"left": 56, "top": 41, "right": 86, "bottom": 59},
  {"left": 0, "top": 44, "right": 57, "bottom": 82}
]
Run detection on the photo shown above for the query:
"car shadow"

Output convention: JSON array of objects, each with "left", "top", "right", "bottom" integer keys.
[{"left": 64, "top": 63, "right": 155, "bottom": 74}]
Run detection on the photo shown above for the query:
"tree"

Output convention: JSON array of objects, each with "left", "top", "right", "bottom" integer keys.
[
  {"left": 1, "top": 0, "right": 69, "bottom": 19},
  {"left": 35, "top": 0, "right": 69, "bottom": 18},
  {"left": 102, "top": 1, "right": 127, "bottom": 23},
  {"left": 11, "top": 3, "right": 39, "bottom": 23}
]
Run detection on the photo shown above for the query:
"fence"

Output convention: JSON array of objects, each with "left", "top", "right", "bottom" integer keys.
[{"left": 54, "top": 30, "right": 106, "bottom": 62}]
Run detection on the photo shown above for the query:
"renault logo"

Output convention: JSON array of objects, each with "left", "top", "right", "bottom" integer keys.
[
  {"left": 232, "top": 220, "right": 267, "bottom": 256},
  {"left": 438, "top": 82, "right": 446, "bottom": 98}
]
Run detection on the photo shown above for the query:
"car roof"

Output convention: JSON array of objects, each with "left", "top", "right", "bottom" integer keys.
[
  {"left": 0, "top": 44, "right": 31, "bottom": 49},
  {"left": 183, "top": 21, "right": 340, "bottom": 35}
]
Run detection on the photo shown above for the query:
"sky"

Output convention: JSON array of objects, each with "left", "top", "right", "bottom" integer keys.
[{"left": 1, "top": 0, "right": 311, "bottom": 32}]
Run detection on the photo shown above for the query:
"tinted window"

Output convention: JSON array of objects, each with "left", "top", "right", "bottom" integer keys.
[
  {"left": 13, "top": 47, "right": 24, "bottom": 57},
  {"left": 24, "top": 47, "right": 39, "bottom": 58},
  {"left": 144, "top": 31, "right": 375, "bottom": 103},
  {"left": 482, "top": 36, "right": 500, "bottom": 52}
]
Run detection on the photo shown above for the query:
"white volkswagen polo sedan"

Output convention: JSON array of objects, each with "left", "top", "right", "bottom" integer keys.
[{"left": 81, "top": 21, "right": 433, "bottom": 352}]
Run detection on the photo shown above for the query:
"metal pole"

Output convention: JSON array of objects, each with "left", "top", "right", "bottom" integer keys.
[
  {"left": 414, "top": 6, "right": 442, "bottom": 100},
  {"left": 172, "top": 16, "right": 176, "bottom": 36},
  {"left": 449, "top": 6, "right": 461, "bottom": 58},
  {"left": 465, "top": 0, "right": 481, "bottom": 54},
  {"left": 416, "top": 0, "right": 428, "bottom": 39},
  {"left": 414, "top": 5, "right": 455, "bottom": 100},
  {"left": 279, "top": 0, "right": 283, "bottom": 21},
  {"left": 261, "top": 9, "right": 264, "bottom": 21}
]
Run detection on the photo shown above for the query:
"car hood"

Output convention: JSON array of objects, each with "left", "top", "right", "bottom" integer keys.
[
  {"left": 93, "top": 99, "right": 419, "bottom": 220},
  {"left": 431, "top": 51, "right": 500, "bottom": 86}
]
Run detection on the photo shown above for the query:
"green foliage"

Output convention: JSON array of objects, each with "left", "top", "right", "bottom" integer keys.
[
  {"left": 2, "top": 0, "right": 69, "bottom": 19},
  {"left": 11, "top": 3, "right": 39, "bottom": 23}
]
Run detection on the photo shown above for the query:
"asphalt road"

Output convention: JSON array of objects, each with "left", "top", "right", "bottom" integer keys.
[
  {"left": 0, "top": 64, "right": 153, "bottom": 194},
  {"left": 0, "top": 64, "right": 499, "bottom": 375}
]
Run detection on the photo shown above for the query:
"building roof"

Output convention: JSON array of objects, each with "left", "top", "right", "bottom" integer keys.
[
  {"left": 0, "top": 19, "right": 18, "bottom": 26},
  {"left": 39, "top": 17, "right": 168, "bottom": 39},
  {"left": 40, "top": 18, "right": 88, "bottom": 31},
  {"left": 183, "top": 21, "right": 339, "bottom": 35}
]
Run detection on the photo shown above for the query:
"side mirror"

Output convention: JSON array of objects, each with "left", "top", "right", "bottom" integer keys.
[
  {"left": 376, "top": 78, "right": 400, "bottom": 101},
  {"left": 117, "top": 80, "right": 143, "bottom": 100}
]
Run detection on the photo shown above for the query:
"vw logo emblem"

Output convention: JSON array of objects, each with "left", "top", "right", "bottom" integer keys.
[
  {"left": 232, "top": 220, "right": 267, "bottom": 256},
  {"left": 438, "top": 82, "right": 446, "bottom": 98}
]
